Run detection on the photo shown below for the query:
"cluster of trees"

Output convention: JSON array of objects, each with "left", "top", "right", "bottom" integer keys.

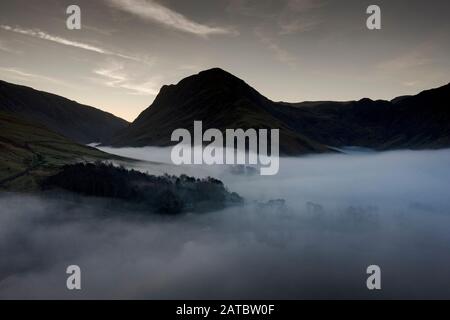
[{"left": 43, "top": 162, "right": 242, "bottom": 214}]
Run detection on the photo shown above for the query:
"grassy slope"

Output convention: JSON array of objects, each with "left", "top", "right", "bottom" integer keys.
[{"left": 0, "top": 111, "right": 115, "bottom": 191}]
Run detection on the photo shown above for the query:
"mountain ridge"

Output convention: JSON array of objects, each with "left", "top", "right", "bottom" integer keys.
[
  {"left": 109, "top": 68, "right": 450, "bottom": 153},
  {"left": 109, "top": 68, "right": 328, "bottom": 154},
  {"left": 0, "top": 80, "right": 129, "bottom": 144}
]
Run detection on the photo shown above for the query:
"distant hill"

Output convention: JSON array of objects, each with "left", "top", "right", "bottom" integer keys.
[
  {"left": 109, "top": 68, "right": 450, "bottom": 153},
  {"left": 0, "top": 111, "right": 114, "bottom": 191},
  {"left": 383, "top": 84, "right": 450, "bottom": 149},
  {"left": 0, "top": 80, "right": 128, "bottom": 144},
  {"left": 273, "top": 84, "right": 450, "bottom": 150}
]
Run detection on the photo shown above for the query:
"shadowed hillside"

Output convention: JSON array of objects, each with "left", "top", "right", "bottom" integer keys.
[
  {"left": 109, "top": 68, "right": 328, "bottom": 155},
  {"left": 0, "top": 80, "right": 128, "bottom": 144},
  {"left": 109, "top": 68, "right": 450, "bottom": 153},
  {"left": 273, "top": 83, "right": 450, "bottom": 150}
]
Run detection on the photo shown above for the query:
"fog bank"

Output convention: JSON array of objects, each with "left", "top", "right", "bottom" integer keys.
[{"left": 1, "top": 148, "right": 450, "bottom": 299}]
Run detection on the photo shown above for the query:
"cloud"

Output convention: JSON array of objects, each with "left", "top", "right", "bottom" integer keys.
[
  {"left": 0, "top": 40, "right": 21, "bottom": 54},
  {"left": 286, "top": 0, "right": 325, "bottom": 12},
  {"left": 229, "top": 0, "right": 325, "bottom": 31},
  {"left": 278, "top": 16, "right": 322, "bottom": 35},
  {"left": 0, "top": 25, "right": 143, "bottom": 62},
  {"left": 229, "top": 1, "right": 325, "bottom": 64},
  {"left": 254, "top": 28, "right": 298, "bottom": 66},
  {"left": 0, "top": 67, "right": 72, "bottom": 87},
  {"left": 278, "top": 0, "right": 325, "bottom": 35},
  {"left": 378, "top": 51, "right": 433, "bottom": 71},
  {"left": 93, "top": 60, "right": 160, "bottom": 96},
  {"left": 376, "top": 45, "right": 444, "bottom": 88},
  {"left": 1, "top": 25, "right": 106, "bottom": 53},
  {"left": 104, "top": 0, "right": 237, "bottom": 37}
]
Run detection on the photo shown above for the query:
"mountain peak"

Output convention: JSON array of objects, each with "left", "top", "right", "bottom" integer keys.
[
  {"left": 110, "top": 68, "right": 327, "bottom": 154},
  {"left": 153, "top": 67, "right": 266, "bottom": 108},
  {"left": 196, "top": 67, "right": 237, "bottom": 79},
  {"left": 180, "top": 67, "right": 244, "bottom": 87},
  {"left": 157, "top": 68, "right": 240, "bottom": 94},
  {"left": 110, "top": 68, "right": 450, "bottom": 154},
  {"left": 199, "top": 67, "right": 231, "bottom": 75}
]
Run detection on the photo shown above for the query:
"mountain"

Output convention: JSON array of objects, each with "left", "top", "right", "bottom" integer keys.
[
  {"left": 384, "top": 84, "right": 450, "bottom": 149},
  {"left": 109, "top": 68, "right": 328, "bottom": 154},
  {"left": 0, "top": 111, "right": 114, "bottom": 191},
  {"left": 274, "top": 83, "right": 450, "bottom": 150},
  {"left": 109, "top": 68, "right": 450, "bottom": 153},
  {"left": 0, "top": 80, "right": 128, "bottom": 144}
]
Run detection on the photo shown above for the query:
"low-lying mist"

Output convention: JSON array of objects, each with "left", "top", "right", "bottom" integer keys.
[{"left": 1, "top": 147, "right": 450, "bottom": 299}]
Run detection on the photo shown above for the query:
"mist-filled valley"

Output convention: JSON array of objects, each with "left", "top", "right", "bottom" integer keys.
[{"left": 1, "top": 147, "right": 450, "bottom": 299}]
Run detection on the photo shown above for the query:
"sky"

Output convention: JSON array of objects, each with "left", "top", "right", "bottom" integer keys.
[{"left": 0, "top": 0, "right": 449, "bottom": 122}]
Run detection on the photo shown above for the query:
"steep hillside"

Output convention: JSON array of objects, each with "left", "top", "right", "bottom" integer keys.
[
  {"left": 275, "top": 83, "right": 450, "bottom": 150},
  {"left": 110, "top": 68, "right": 450, "bottom": 153},
  {"left": 109, "top": 68, "right": 328, "bottom": 155},
  {"left": 0, "top": 80, "right": 128, "bottom": 144}
]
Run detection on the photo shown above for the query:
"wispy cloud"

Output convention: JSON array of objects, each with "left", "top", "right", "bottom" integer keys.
[
  {"left": 0, "top": 25, "right": 144, "bottom": 62},
  {"left": 378, "top": 51, "right": 433, "bottom": 71},
  {"left": 402, "top": 81, "right": 421, "bottom": 87},
  {"left": 0, "top": 40, "right": 21, "bottom": 54},
  {"left": 0, "top": 67, "right": 73, "bottom": 87},
  {"left": 104, "top": 0, "right": 237, "bottom": 37},
  {"left": 285, "top": 0, "right": 325, "bottom": 12},
  {"left": 1, "top": 25, "right": 107, "bottom": 52},
  {"left": 228, "top": 0, "right": 324, "bottom": 36},
  {"left": 278, "top": 0, "right": 325, "bottom": 35},
  {"left": 376, "top": 44, "right": 444, "bottom": 89},
  {"left": 230, "top": 0, "right": 323, "bottom": 65},
  {"left": 279, "top": 18, "right": 321, "bottom": 35},
  {"left": 254, "top": 28, "right": 297, "bottom": 66},
  {"left": 93, "top": 60, "right": 160, "bottom": 96}
]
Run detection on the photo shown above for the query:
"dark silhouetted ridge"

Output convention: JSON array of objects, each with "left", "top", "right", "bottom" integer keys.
[
  {"left": 109, "top": 68, "right": 327, "bottom": 155},
  {"left": 0, "top": 80, "right": 128, "bottom": 144},
  {"left": 108, "top": 68, "right": 450, "bottom": 153}
]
